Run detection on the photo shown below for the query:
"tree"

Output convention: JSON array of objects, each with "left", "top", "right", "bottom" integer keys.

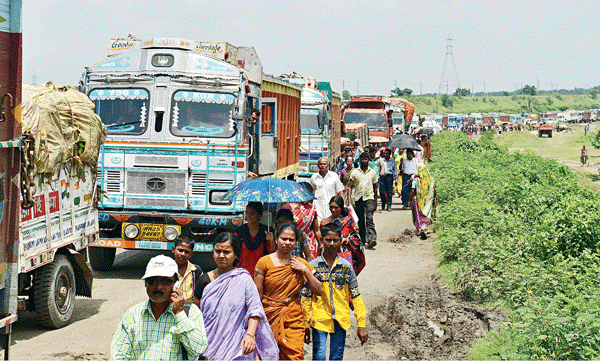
[
  {"left": 502, "top": 91, "right": 510, "bottom": 96},
  {"left": 522, "top": 84, "right": 537, "bottom": 96},
  {"left": 342, "top": 90, "right": 351, "bottom": 100},
  {"left": 453, "top": 88, "right": 470, "bottom": 97},
  {"left": 590, "top": 89, "right": 598, "bottom": 100},
  {"left": 441, "top": 93, "right": 454, "bottom": 108},
  {"left": 390, "top": 87, "right": 413, "bottom": 97}
]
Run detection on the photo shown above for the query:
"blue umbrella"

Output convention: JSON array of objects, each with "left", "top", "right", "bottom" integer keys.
[{"left": 221, "top": 177, "right": 315, "bottom": 203}]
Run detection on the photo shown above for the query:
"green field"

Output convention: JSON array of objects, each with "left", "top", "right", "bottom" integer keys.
[
  {"left": 401, "top": 94, "right": 600, "bottom": 115},
  {"left": 492, "top": 123, "right": 600, "bottom": 188}
]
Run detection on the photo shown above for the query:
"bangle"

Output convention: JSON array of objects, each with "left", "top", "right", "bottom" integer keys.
[{"left": 246, "top": 333, "right": 255, "bottom": 339}]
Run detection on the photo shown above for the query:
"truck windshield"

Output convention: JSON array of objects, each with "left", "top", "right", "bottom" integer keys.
[
  {"left": 344, "top": 111, "right": 387, "bottom": 129},
  {"left": 170, "top": 91, "right": 235, "bottom": 138},
  {"left": 89, "top": 88, "right": 149, "bottom": 135},
  {"left": 392, "top": 117, "right": 403, "bottom": 126},
  {"left": 300, "top": 108, "right": 321, "bottom": 134}
]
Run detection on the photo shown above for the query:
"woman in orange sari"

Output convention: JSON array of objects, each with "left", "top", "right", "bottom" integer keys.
[{"left": 255, "top": 223, "right": 323, "bottom": 360}]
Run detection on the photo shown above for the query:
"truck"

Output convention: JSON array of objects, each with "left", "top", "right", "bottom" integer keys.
[
  {"left": 538, "top": 125, "right": 553, "bottom": 138},
  {"left": 1, "top": 5, "right": 103, "bottom": 356},
  {"left": 316, "top": 82, "right": 342, "bottom": 175},
  {"left": 342, "top": 96, "right": 392, "bottom": 141},
  {"left": 383, "top": 97, "right": 415, "bottom": 133},
  {"left": 81, "top": 37, "right": 301, "bottom": 270}
]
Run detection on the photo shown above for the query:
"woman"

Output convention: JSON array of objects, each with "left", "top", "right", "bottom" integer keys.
[
  {"left": 255, "top": 223, "right": 323, "bottom": 360},
  {"left": 282, "top": 182, "right": 321, "bottom": 259},
  {"left": 234, "top": 202, "right": 275, "bottom": 276},
  {"left": 319, "top": 196, "right": 365, "bottom": 276},
  {"left": 195, "top": 232, "right": 279, "bottom": 360},
  {"left": 409, "top": 163, "right": 436, "bottom": 239},
  {"left": 339, "top": 155, "right": 355, "bottom": 203}
]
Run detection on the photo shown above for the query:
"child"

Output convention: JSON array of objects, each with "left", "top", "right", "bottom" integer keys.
[{"left": 301, "top": 224, "right": 368, "bottom": 360}]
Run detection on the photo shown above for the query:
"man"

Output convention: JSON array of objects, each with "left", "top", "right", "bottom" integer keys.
[
  {"left": 311, "top": 157, "right": 345, "bottom": 222},
  {"left": 110, "top": 255, "right": 207, "bottom": 360},
  {"left": 301, "top": 224, "right": 368, "bottom": 360},
  {"left": 172, "top": 237, "right": 203, "bottom": 302},
  {"left": 379, "top": 147, "right": 398, "bottom": 212},
  {"left": 247, "top": 108, "right": 261, "bottom": 179},
  {"left": 400, "top": 149, "right": 419, "bottom": 209},
  {"left": 367, "top": 146, "right": 381, "bottom": 210},
  {"left": 347, "top": 152, "right": 378, "bottom": 249}
]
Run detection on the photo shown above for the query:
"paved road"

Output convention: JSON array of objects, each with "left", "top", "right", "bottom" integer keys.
[{"left": 10, "top": 197, "right": 436, "bottom": 360}]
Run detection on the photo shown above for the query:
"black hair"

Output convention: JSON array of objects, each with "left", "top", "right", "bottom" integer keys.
[
  {"left": 406, "top": 149, "right": 415, "bottom": 156},
  {"left": 275, "top": 222, "right": 301, "bottom": 243},
  {"left": 299, "top": 181, "right": 313, "bottom": 194},
  {"left": 368, "top": 146, "right": 377, "bottom": 153},
  {"left": 246, "top": 201, "right": 264, "bottom": 216},
  {"left": 212, "top": 232, "right": 242, "bottom": 265},
  {"left": 251, "top": 108, "right": 260, "bottom": 116},
  {"left": 174, "top": 236, "right": 195, "bottom": 249},
  {"left": 345, "top": 155, "right": 354, "bottom": 162},
  {"left": 321, "top": 223, "right": 342, "bottom": 239},
  {"left": 359, "top": 151, "right": 370, "bottom": 160},
  {"left": 329, "top": 195, "right": 349, "bottom": 217},
  {"left": 276, "top": 208, "right": 294, "bottom": 222}
]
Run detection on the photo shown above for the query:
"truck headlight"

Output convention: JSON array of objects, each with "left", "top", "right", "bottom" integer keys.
[
  {"left": 163, "top": 226, "right": 179, "bottom": 241},
  {"left": 124, "top": 224, "right": 139, "bottom": 239}
]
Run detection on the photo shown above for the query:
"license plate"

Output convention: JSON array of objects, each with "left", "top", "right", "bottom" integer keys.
[{"left": 122, "top": 223, "right": 180, "bottom": 241}]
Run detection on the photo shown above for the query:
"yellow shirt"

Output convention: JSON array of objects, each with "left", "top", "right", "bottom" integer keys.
[
  {"left": 177, "top": 261, "right": 198, "bottom": 302},
  {"left": 348, "top": 167, "right": 378, "bottom": 202},
  {"left": 301, "top": 256, "right": 366, "bottom": 332}
]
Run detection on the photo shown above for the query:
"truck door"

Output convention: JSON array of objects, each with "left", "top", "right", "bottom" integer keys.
[{"left": 258, "top": 98, "right": 278, "bottom": 176}]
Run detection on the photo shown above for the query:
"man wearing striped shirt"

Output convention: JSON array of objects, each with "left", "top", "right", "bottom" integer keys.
[{"left": 110, "top": 255, "right": 207, "bottom": 360}]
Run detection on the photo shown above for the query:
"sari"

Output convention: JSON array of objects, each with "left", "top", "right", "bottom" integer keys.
[
  {"left": 283, "top": 202, "right": 319, "bottom": 258},
  {"left": 411, "top": 163, "right": 436, "bottom": 233},
  {"left": 319, "top": 215, "right": 365, "bottom": 276},
  {"left": 200, "top": 268, "right": 279, "bottom": 360},
  {"left": 255, "top": 256, "right": 313, "bottom": 360}
]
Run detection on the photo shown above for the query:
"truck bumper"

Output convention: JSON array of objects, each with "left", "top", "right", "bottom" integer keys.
[{"left": 95, "top": 211, "right": 244, "bottom": 252}]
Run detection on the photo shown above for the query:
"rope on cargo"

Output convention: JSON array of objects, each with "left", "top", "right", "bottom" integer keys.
[{"left": 20, "top": 131, "right": 37, "bottom": 209}]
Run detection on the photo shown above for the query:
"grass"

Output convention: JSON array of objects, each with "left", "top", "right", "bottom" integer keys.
[
  {"left": 493, "top": 123, "right": 600, "bottom": 190},
  {"left": 402, "top": 94, "right": 600, "bottom": 115}
]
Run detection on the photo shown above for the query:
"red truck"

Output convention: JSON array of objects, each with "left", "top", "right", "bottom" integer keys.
[{"left": 342, "top": 95, "right": 392, "bottom": 141}]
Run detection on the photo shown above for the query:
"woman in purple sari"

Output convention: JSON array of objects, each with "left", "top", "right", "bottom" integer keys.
[{"left": 197, "top": 232, "right": 279, "bottom": 360}]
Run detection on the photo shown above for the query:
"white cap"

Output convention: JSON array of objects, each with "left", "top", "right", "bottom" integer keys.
[{"left": 141, "top": 255, "right": 178, "bottom": 280}]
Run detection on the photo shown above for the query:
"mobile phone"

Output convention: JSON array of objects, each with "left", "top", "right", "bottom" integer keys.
[{"left": 174, "top": 280, "right": 180, "bottom": 289}]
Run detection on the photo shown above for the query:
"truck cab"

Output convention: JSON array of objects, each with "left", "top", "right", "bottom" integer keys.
[{"left": 342, "top": 95, "right": 392, "bottom": 140}]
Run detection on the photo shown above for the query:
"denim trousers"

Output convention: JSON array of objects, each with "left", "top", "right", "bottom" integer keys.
[
  {"left": 379, "top": 174, "right": 394, "bottom": 210},
  {"left": 312, "top": 321, "right": 347, "bottom": 361},
  {"left": 401, "top": 173, "right": 413, "bottom": 207}
]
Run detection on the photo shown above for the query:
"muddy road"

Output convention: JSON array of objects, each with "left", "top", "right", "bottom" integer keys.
[{"left": 10, "top": 198, "right": 503, "bottom": 360}]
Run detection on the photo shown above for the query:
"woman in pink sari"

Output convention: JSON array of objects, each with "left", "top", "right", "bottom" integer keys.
[{"left": 282, "top": 182, "right": 322, "bottom": 258}]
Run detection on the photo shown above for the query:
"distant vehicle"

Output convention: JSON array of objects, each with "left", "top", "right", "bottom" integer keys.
[
  {"left": 539, "top": 125, "right": 553, "bottom": 138},
  {"left": 342, "top": 96, "right": 392, "bottom": 140},
  {"left": 561, "top": 110, "right": 582, "bottom": 123}
]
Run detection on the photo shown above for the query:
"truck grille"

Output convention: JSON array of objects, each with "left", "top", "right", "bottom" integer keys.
[
  {"left": 190, "top": 172, "right": 235, "bottom": 196},
  {"left": 126, "top": 171, "right": 186, "bottom": 195},
  {"left": 125, "top": 197, "right": 186, "bottom": 208},
  {"left": 97, "top": 169, "right": 122, "bottom": 193},
  {"left": 134, "top": 155, "right": 179, "bottom": 167},
  {"left": 190, "top": 172, "right": 207, "bottom": 196}
]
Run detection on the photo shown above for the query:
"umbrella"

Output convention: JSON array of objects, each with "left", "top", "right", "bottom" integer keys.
[
  {"left": 221, "top": 176, "right": 315, "bottom": 204},
  {"left": 387, "top": 134, "right": 423, "bottom": 150},
  {"left": 369, "top": 136, "right": 389, "bottom": 144},
  {"left": 415, "top": 127, "right": 434, "bottom": 135}
]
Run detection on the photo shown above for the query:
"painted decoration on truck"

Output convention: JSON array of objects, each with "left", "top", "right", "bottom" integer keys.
[
  {"left": 89, "top": 88, "right": 148, "bottom": 100},
  {"left": 194, "top": 42, "right": 225, "bottom": 56},
  {"left": 98, "top": 56, "right": 131, "bottom": 69},
  {"left": 196, "top": 58, "right": 234, "bottom": 73}
]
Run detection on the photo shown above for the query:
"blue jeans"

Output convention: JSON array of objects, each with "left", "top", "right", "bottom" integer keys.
[
  {"left": 401, "top": 173, "right": 413, "bottom": 207},
  {"left": 312, "top": 322, "right": 347, "bottom": 360}
]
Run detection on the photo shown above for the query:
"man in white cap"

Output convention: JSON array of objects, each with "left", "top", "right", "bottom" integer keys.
[{"left": 110, "top": 255, "right": 207, "bottom": 360}]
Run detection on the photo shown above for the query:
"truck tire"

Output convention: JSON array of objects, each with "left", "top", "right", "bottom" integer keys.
[
  {"left": 34, "top": 255, "right": 76, "bottom": 329},
  {"left": 88, "top": 246, "right": 116, "bottom": 271}
]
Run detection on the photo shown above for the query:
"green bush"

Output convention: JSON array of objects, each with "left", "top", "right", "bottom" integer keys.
[{"left": 431, "top": 132, "right": 600, "bottom": 360}]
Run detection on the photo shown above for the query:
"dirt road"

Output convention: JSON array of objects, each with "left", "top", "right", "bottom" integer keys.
[{"left": 10, "top": 197, "right": 502, "bottom": 360}]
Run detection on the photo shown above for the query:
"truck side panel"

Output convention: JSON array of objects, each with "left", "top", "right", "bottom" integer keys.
[
  {"left": 0, "top": 0, "right": 22, "bottom": 328},
  {"left": 262, "top": 77, "right": 301, "bottom": 179}
]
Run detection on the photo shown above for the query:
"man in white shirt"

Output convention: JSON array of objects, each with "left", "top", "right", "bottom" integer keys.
[
  {"left": 400, "top": 149, "right": 419, "bottom": 209},
  {"left": 310, "top": 157, "right": 345, "bottom": 221}
]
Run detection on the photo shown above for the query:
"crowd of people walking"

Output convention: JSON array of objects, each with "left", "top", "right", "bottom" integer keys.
[{"left": 110, "top": 133, "right": 436, "bottom": 360}]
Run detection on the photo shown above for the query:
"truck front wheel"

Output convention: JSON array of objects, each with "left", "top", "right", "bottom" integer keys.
[
  {"left": 34, "top": 255, "right": 76, "bottom": 329},
  {"left": 88, "top": 246, "right": 116, "bottom": 271}
]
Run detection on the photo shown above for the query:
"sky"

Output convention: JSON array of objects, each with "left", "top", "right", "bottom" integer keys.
[{"left": 22, "top": 0, "right": 600, "bottom": 96}]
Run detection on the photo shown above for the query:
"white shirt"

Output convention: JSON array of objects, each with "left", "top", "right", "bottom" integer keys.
[
  {"left": 310, "top": 171, "right": 344, "bottom": 221},
  {"left": 402, "top": 157, "right": 419, "bottom": 175}
]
